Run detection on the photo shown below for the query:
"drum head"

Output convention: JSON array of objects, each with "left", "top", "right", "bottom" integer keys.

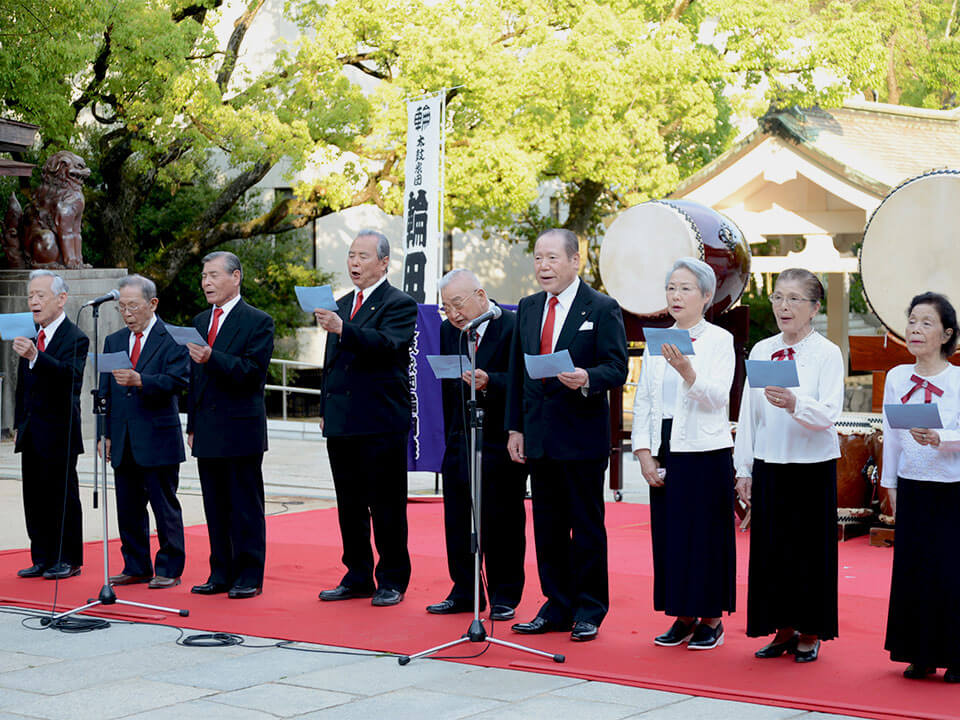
[
  {"left": 860, "top": 171, "right": 960, "bottom": 339},
  {"left": 600, "top": 202, "right": 701, "bottom": 317}
]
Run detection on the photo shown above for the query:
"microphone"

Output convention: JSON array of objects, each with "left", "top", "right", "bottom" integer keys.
[
  {"left": 463, "top": 303, "right": 502, "bottom": 331},
  {"left": 82, "top": 289, "right": 120, "bottom": 308}
]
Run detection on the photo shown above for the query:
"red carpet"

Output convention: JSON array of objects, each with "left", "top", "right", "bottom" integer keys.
[{"left": 1, "top": 502, "right": 957, "bottom": 720}]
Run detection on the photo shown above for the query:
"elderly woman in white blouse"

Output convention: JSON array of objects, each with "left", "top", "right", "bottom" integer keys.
[
  {"left": 881, "top": 291, "right": 960, "bottom": 683},
  {"left": 632, "top": 257, "right": 736, "bottom": 652},
  {"left": 734, "top": 268, "right": 844, "bottom": 664}
]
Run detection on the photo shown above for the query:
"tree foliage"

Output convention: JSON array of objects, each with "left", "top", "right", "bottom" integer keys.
[{"left": 0, "top": 0, "right": 948, "bottom": 295}]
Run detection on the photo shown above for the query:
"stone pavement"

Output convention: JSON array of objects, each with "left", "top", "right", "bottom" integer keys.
[{"left": 0, "top": 429, "right": 863, "bottom": 720}]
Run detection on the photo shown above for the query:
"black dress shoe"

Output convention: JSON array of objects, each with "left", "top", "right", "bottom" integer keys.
[
  {"left": 654, "top": 618, "right": 696, "bottom": 647},
  {"left": 511, "top": 616, "right": 570, "bottom": 634},
  {"left": 903, "top": 663, "right": 937, "bottom": 679},
  {"left": 945, "top": 667, "right": 960, "bottom": 683},
  {"left": 688, "top": 622, "right": 724, "bottom": 650},
  {"left": 318, "top": 585, "right": 374, "bottom": 601},
  {"left": 755, "top": 633, "right": 799, "bottom": 659},
  {"left": 228, "top": 585, "right": 262, "bottom": 599},
  {"left": 426, "top": 598, "right": 472, "bottom": 614},
  {"left": 794, "top": 639, "right": 820, "bottom": 663},
  {"left": 490, "top": 605, "right": 515, "bottom": 621},
  {"left": 191, "top": 581, "right": 230, "bottom": 595},
  {"left": 42, "top": 563, "right": 80, "bottom": 580},
  {"left": 571, "top": 620, "right": 598, "bottom": 642},
  {"left": 371, "top": 588, "right": 404, "bottom": 606},
  {"left": 17, "top": 564, "right": 47, "bottom": 578}
]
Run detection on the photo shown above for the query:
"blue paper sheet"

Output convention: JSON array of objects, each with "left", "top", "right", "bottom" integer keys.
[
  {"left": 163, "top": 323, "right": 207, "bottom": 346},
  {"left": 745, "top": 359, "right": 800, "bottom": 388},
  {"left": 643, "top": 327, "right": 695, "bottom": 356},
  {"left": 295, "top": 285, "right": 337, "bottom": 313},
  {"left": 524, "top": 349, "right": 575, "bottom": 380},
  {"left": 426, "top": 355, "right": 470, "bottom": 380},
  {"left": 0, "top": 312, "right": 37, "bottom": 340},
  {"left": 89, "top": 351, "right": 133, "bottom": 372},
  {"left": 884, "top": 403, "right": 944, "bottom": 429}
]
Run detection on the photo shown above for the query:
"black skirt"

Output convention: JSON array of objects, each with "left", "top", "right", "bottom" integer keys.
[
  {"left": 746, "top": 458, "right": 838, "bottom": 639},
  {"left": 650, "top": 419, "right": 736, "bottom": 618},
  {"left": 885, "top": 477, "right": 960, "bottom": 668}
]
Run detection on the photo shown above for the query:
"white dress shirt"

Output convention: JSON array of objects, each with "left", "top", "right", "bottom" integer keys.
[
  {"left": 351, "top": 275, "right": 387, "bottom": 314},
  {"left": 733, "top": 330, "right": 844, "bottom": 478},
  {"left": 632, "top": 319, "right": 735, "bottom": 455},
  {"left": 128, "top": 314, "right": 158, "bottom": 356},
  {"left": 30, "top": 311, "right": 67, "bottom": 369},
  {"left": 881, "top": 363, "right": 960, "bottom": 488},
  {"left": 539, "top": 277, "right": 580, "bottom": 353},
  {"left": 207, "top": 293, "right": 242, "bottom": 335}
]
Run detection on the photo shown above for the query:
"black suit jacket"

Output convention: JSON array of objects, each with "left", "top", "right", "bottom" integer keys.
[
  {"left": 102, "top": 318, "right": 189, "bottom": 468},
  {"left": 507, "top": 281, "right": 628, "bottom": 460},
  {"left": 186, "top": 299, "right": 275, "bottom": 458},
  {"left": 440, "top": 304, "right": 515, "bottom": 449},
  {"left": 14, "top": 316, "right": 88, "bottom": 457},
  {"left": 320, "top": 280, "right": 417, "bottom": 437}
]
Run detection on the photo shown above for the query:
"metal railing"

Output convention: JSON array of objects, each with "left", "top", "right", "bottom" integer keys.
[{"left": 266, "top": 358, "right": 323, "bottom": 421}]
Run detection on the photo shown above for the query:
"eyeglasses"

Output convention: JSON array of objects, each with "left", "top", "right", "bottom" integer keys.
[
  {"left": 441, "top": 288, "right": 480, "bottom": 314},
  {"left": 115, "top": 303, "right": 144, "bottom": 315},
  {"left": 770, "top": 294, "right": 815, "bottom": 307}
]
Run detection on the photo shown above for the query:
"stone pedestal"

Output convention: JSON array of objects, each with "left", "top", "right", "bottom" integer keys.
[{"left": 0, "top": 269, "right": 129, "bottom": 441}]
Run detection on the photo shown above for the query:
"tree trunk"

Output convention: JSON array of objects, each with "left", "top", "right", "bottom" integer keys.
[{"left": 564, "top": 179, "right": 605, "bottom": 272}]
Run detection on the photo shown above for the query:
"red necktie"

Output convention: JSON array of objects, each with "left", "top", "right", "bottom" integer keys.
[
  {"left": 901, "top": 374, "right": 944, "bottom": 404},
  {"left": 130, "top": 332, "right": 143, "bottom": 368},
  {"left": 207, "top": 307, "right": 223, "bottom": 346},
  {"left": 350, "top": 290, "right": 364, "bottom": 320},
  {"left": 36, "top": 329, "right": 46, "bottom": 353},
  {"left": 771, "top": 347, "right": 795, "bottom": 361},
  {"left": 540, "top": 297, "right": 559, "bottom": 355}
]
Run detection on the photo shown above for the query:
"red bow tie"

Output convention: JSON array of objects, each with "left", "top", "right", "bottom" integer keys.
[
  {"left": 901, "top": 374, "right": 944, "bottom": 404},
  {"left": 771, "top": 347, "right": 795, "bottom": 361}
]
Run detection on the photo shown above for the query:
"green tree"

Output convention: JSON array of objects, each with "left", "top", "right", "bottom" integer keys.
[{"left": 0, "top": 0, "right": 901, "bottom": 293}]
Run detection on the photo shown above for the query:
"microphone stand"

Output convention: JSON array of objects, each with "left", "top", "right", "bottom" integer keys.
[
  {"left": 50, "top": 303, "right": 188, "bottom": 623},
  {"left": 398, "top": 323, "right": 563, "bottom": 665}
]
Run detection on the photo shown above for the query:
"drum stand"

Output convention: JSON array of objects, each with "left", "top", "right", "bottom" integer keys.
[
  {"left": 398, "top": 326, "right": 563, "bottom": 666},
  {"left": 49, "top": 304, "right": 188, "bottom": 624}
]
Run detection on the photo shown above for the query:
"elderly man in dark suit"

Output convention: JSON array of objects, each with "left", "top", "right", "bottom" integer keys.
[
  {"left": 426, "top": 268, "right": 527, "bottom": 621},
  {"left": 186, "top": 251, "right": 274, "bottom": 599},
  {"left": 13, "top": 269, "right": 88, "bottom": 580},
  {"left": 506, "top": 229, "right": 628, "bottom": 642},
  {"left": 315, "top": 230, "right": 417, "bottom": 607},
  {"left": 99, "top": 274, "right": 189, "bottom": 589}
]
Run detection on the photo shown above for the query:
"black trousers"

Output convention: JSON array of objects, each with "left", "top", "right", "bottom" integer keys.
[
  {"left": 114, "top": 442, "right": 185, "bottom": 578},
  {"left": 327, "top": 432, "right": 410, "bottom": 592},
  {"left": 528, "top": 456, "right": 609, "bottom": 626},
  {"left": 440, "top": 434, "right": 526, "bottom": 608},
  {"left": 197, "top": 454, "right": 266, "bottom": 588},
  {"left": 21, "top": 446, "right": 83, "bottom": 568}
]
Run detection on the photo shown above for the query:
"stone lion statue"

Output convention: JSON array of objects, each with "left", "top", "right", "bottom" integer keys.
[{"left": 3, "top": 150, "right": 91, "bottom": 269}]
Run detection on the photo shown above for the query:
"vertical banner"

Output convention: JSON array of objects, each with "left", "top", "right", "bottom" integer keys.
[
  {"left": 407, "top": 304, "right": 445, "bottom": 472},
  {"left": 401, "top": 93, "right": 444, "bottom": 304}
]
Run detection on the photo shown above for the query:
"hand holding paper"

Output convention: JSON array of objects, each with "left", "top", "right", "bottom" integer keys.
[
  {"left": 164, "top": 323, "right": 207, "bottom": 347},
  {"left": 0, "top": 312, "right": 37, "bottom": 341},
  {"left": 643, "top": 327, "right": 695, "bottom": 356},
  {"left": 426, "top": 355, "right": 470, "bottom": 380},
  {"left": 89, "top": 351, "right": 134, "bottom": 372},
  {"left": 745, "top": 359, "right": 800, "bottom": 388},
  {"left": 884, "top": 403, "right": 943, "bottom": 430}
]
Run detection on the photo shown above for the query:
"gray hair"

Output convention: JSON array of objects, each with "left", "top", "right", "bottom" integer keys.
[
  {"left": 28, "top": 269, "right": 68, "bottom": 295},
  {"left": 536, "top": 228, "right": 578, "bottom": 258},
  {"left": 356, "top": 229, "right": 390, "bottom": 261},
  {"left": 665, "top": 257, "right": 716, "bottom": 299},
  {"left": 438, "top": 268, "right": 481, "bottom": 292},
  {"left": 118, "top": 274, "right": 157, "bottom": 301},
  {"left": 202, "top": 250, "right": 243, "bottom": 280}
]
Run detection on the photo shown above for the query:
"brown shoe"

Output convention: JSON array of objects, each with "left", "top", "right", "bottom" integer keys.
[
  {"left": 148, "top": 576, "right": 181, "bottom": 589},
  {"left": 109, "top": 573, "right": 152, "bottom": 586}
]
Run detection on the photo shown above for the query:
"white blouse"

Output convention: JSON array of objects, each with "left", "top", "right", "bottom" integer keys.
[
  {"left": 733, "top": 331, "right": 844, "bottom": 478},
  {"left": 881, "top": 363, "right": 960, "bottom": 488},
  {"left": 632, "top": 319, "right": 735, "bottom": 455}
]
